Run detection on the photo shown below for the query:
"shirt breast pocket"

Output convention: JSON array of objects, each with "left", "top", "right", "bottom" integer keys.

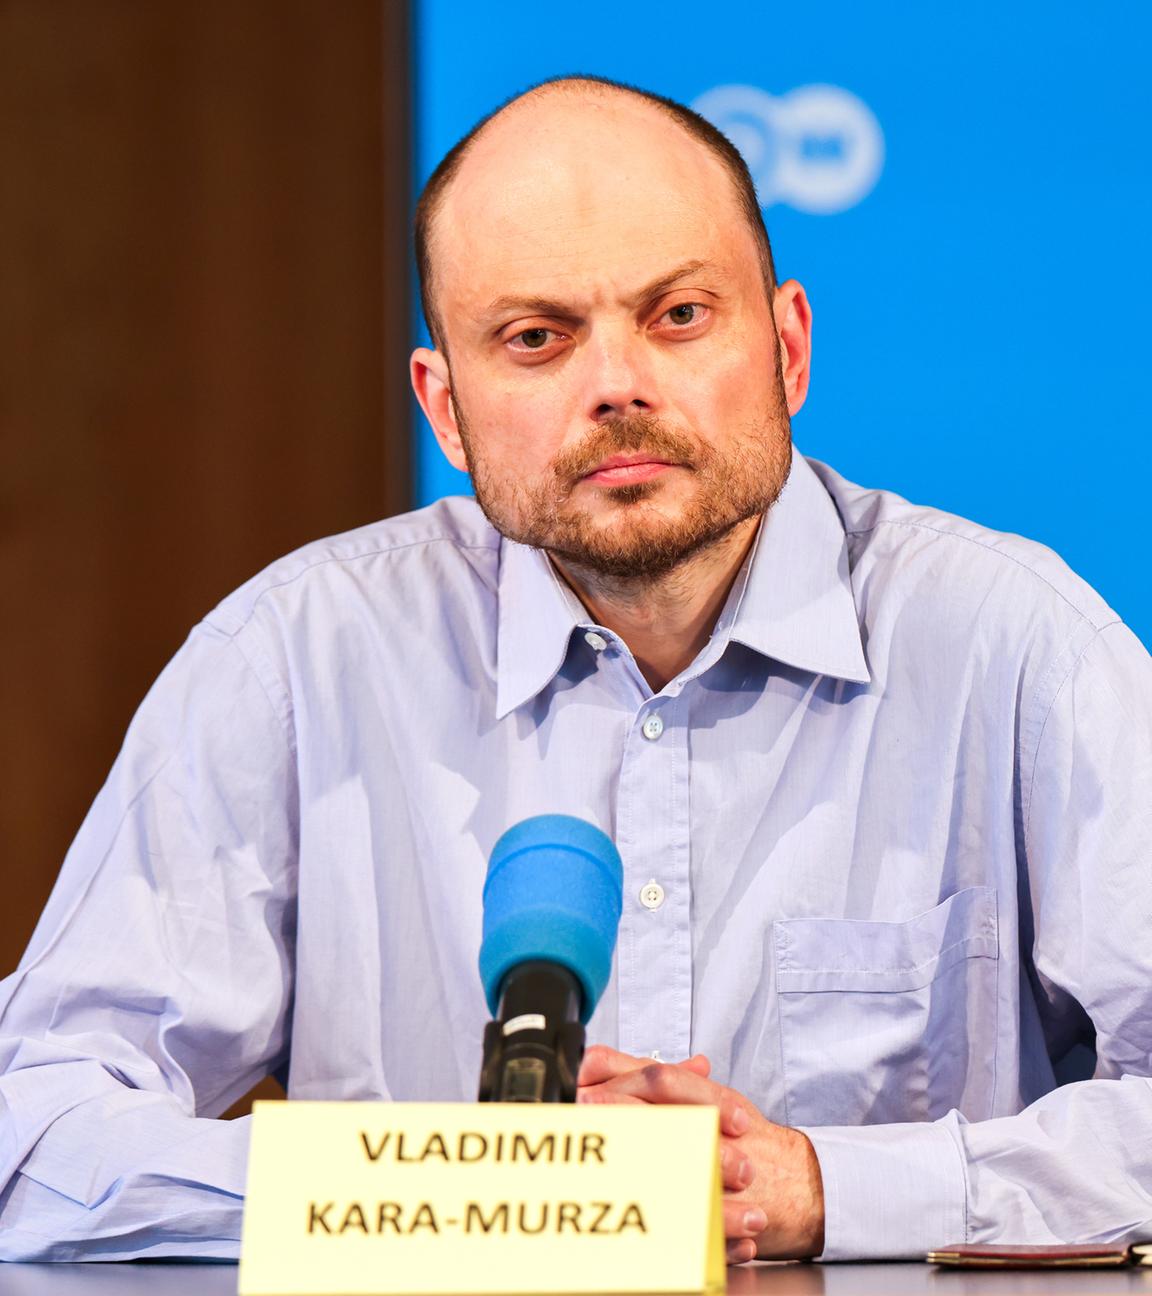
[{"left": 773, "top": 886, "right": 999, "bottom": 1127}]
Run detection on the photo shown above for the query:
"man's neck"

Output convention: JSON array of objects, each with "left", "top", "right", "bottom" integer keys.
[{"left": 550, "top": 515, "right": 761, "bottom": 693}]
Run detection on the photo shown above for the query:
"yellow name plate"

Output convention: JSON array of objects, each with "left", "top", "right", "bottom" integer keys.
[{"left": 239, "top": 1101, "right": 723, "bottom": 1296}]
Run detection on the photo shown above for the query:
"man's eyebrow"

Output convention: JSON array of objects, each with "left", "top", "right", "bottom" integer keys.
[
  {"left": 477, "top": 260, "right": 728, "bottom": 326},
  {"left": 476, "top": 293, "right": 579, "bottom": 325},
  {"left": 628, "top": 259, "right": 725, "bottom": 307}
]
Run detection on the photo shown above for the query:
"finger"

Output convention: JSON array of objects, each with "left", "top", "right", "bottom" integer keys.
[
  {"left": 724, "top": 1201, "right": 768, "bottom": 1242},
  {"left": 721, "top": 1102, "right": 752, "bottom": 1138},
  {"left": 578, "top": 1046, "right": 713, "bottom": 1087},
  {"left": 726, "top": 1237, "right": 757, "bottom": 1266},
  {"left": 604, "top": 1063, "right": 753, "bottom": 1138},
  {"left": 577, "top": 1045, "right": 655, "bottom": 1087},
  {"left": 576, "top": 1084, "right": 648, "bottom": 1107},
  {"left": 680, "top": 1053, "right": 712, "bottom": 1078},
  {"left": 602, "top": 1061, "right": 719, "bottom": 1105},
  {"left": 719, "top": 1142, "right": 754, "bottom": 1192}
]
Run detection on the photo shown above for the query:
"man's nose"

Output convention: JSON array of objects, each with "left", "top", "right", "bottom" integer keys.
[{"left": 582, "top": 330, "right": 657, "bottom": 421}]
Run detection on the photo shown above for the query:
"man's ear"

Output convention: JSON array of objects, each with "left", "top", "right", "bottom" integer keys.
[
  {"left": 410, "top": 347, "right": 469, "bottom": 473},
  {"left": 772, "top": 280, "right": 813, "bottom": 417}
]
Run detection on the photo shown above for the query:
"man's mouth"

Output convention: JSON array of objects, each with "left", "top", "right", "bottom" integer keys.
[{"left": 580, "top": 454, "right": 679, "bottom": 486}]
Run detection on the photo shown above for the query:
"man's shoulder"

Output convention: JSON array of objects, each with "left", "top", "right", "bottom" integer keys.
[
  {"left": 807, "top": 456, "right": 1120, "bottom": 636},
  {"left": 204, "top": 495, "right": 499, "bottom": 637}
]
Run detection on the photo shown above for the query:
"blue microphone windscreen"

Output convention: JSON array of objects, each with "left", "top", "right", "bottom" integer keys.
[{"left": 479, "top": 815, "right": 623, "bottom": 1023}]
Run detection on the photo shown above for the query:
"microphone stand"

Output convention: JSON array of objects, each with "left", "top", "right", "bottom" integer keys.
[{"left": 478, "top": 961, "right": 586, "bottom": 1103}]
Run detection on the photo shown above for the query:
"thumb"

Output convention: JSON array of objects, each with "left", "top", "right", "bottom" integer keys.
[
  {"left": 578, "top": 1045, "right": 713, "bottom": 1087},
  {"left": 577, "top": 1044, "right": 651, "bottom": 1087}
]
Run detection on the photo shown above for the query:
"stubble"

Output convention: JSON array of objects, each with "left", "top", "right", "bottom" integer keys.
[{"left": 456, "top": 397, "right": 792, "bottom": 583}]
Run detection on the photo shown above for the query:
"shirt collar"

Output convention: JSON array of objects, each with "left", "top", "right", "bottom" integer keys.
[
  {"left": 494, "top": 449, "right": 870, "bottom": 718},
  {"left": 495, "top": 538, "right": 585, "bottom": 720},
  {"left": 723, "top": 451, "right": 870, "bottom": 684}
]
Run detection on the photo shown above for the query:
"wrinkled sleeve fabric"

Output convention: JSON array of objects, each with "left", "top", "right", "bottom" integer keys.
[
  {"left": 805, "top": 621, "right": 1152, "bottom": 1260},
  {"left": 0, "top": 619, "right": 298, "bottom": 1260}
]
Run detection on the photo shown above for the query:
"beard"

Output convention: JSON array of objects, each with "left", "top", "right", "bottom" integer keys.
[{"left": 456, "top": 392, "right": 793, "bottom": 582}]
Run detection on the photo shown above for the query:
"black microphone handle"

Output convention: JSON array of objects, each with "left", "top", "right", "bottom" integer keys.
[{"left": 478, "top": 961, "right": 585, "bottom": 1103}]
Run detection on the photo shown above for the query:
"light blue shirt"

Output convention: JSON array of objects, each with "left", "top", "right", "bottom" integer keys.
[{"left": 2, "top": 451, "right": 1150, "bottom": 1262}]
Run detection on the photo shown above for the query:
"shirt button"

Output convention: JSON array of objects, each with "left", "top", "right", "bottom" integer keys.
[
  {"left": 641, "top": 713, "right": 664, "bottom": 741},
  {"left": 584, "top": 631, "right": 608, "bottom": 651},
  {"left": 640, "top": 880, "right": 665, "bottom": 910}
]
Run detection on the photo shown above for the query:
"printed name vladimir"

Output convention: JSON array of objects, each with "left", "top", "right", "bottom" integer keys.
[{"left": 359, "top": 1129, "right": 607, "bottom": 1164}]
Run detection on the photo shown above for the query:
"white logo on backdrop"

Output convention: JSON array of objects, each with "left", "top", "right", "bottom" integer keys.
[{"left": 691, "top": 84, "right": 884, "bottom": 214}]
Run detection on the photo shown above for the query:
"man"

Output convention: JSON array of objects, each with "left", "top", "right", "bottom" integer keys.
[{"left": 1, "top": 75, "right": 1150, "bottom": 1265}]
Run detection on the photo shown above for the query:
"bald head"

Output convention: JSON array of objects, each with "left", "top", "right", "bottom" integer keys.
[{"left": 414, "top": 76, "right": 776, "bottom": 352}]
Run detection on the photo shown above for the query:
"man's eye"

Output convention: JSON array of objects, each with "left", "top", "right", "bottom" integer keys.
[
  {"left": 505, "top": 326, "right": 567, "bottom": 359},
  {"left": 664, "top": 303, "right": 706, "bottom": 326}
]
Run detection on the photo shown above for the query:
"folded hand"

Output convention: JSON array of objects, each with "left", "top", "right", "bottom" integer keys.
[{"left": 577, "top": 1044, "right": 825, "bottom": 1265}]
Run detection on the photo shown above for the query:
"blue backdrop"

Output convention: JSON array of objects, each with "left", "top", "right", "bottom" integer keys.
[{"left": 413, "top": 2, "right": 1150, "bottom": 646}]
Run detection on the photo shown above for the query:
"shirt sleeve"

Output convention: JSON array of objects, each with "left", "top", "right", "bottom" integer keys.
[
  {"left": 804, "top": 620, "right": 1152, "bottom": 1261},
  {"left": 0, "top": 619, "right": 298, "bottom": 1260}
]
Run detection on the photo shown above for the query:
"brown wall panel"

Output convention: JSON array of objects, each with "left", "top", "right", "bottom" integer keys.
[{"left": 0, "top": 1, "right": 411, "bottom": 993}]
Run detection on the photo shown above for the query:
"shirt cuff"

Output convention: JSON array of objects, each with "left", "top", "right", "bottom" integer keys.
[{"left": 800, "top": 1119, "right": 968, "bottom": 1261}]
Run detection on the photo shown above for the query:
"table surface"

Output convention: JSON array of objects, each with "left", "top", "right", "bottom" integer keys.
[{"left": 2, "top": 1262, "right": 1151, "bottom": 1296}]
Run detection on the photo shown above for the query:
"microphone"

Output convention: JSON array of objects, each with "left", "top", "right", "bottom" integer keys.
[{"left": 477, "top": 815, "right": 623, "bottom": 1103}]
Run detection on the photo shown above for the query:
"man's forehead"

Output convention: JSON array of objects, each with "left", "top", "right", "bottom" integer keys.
[
  {"left": 450, "top": 216, "right": 737, "bottom": 315},
  {"left": 457, "top": 85, "right": 720, "bottom": 184},
  {"left": 433, "top": 93, "right": 752, "bottom": 325}
]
